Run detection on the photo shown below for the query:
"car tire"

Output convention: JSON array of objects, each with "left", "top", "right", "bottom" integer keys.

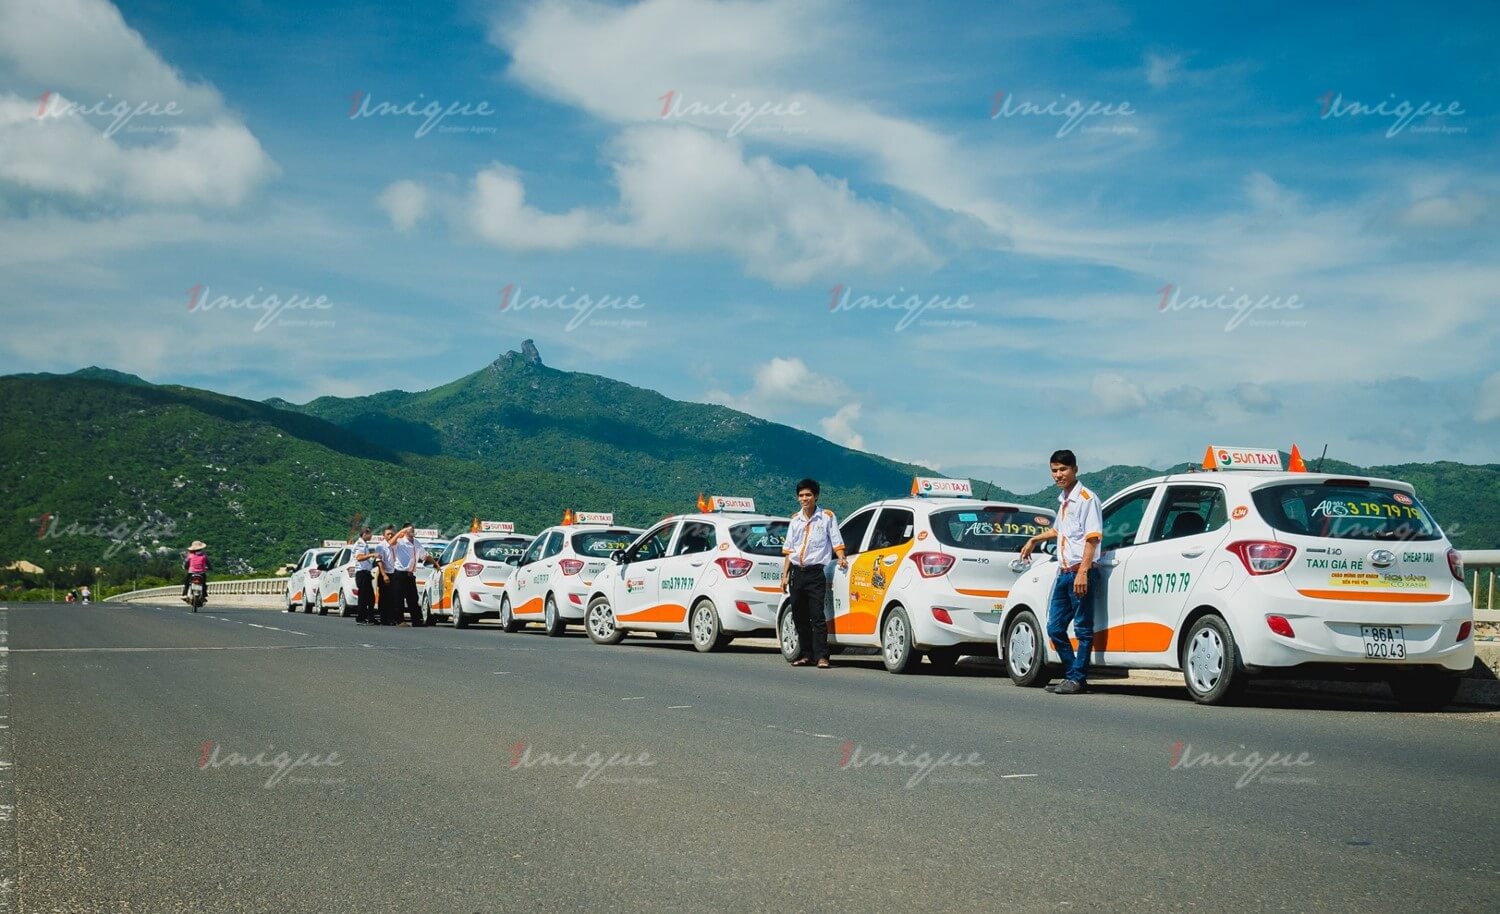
[
  {"left": 286, "top": 594, "right": 296, "bottom": 613},
  {"left": 1181, "top": 614, "right": 1246, "bottom": 705},
  {"left": 499, "top": 595, "right": 520, "bottom": 633},
  {"left": 777, "top": 605, "right": 800, "bottom": 663},
  {"left": 303, "top": 598, "right": 314, "bottom": 614},
  {"left": 337, "top": 594, "right": 351, "bottom": 618},
  {"left": 544, "top": 594, "right": 566, "bottom": 637},
  {"left": 690, "top": 599, "right": 728, "bottom": 653},
  {"left": 926, "top": 646, "right": 960, "bottom": 672},
  {"left": 318, "top": 597, "right": 328, "bottom": 616},
  {"left": 419, "top": 593, "right": 431, "bottom": 626},
  {"left": 1387, "top": 670, "right": 1461, "bottom": 712},
  {"left": 881, "top": 605, "right": 920, "bottom": 674},
  {"left": 1004, "top": 610, "right": 1051, "bottom": 687},
  {"left": 452, "top": 591, "right": 469, "bottom": 629},
  {"left": 586, "top": 596, "right": 626, "bottom": 645}
]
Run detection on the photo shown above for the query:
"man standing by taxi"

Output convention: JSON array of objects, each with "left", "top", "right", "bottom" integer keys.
[
  {"left": 781, "top": 478, "right": 848, "bottom": 669},
  {"left": 390, "top": 524, "right": 436, "bottom": 627},
  {"left": 1020, "top": 449, "right": 1103, "bottom": 695},
  {"left": 374, "top": 525, "right": 398, "bottom": 625},
  {"left": 352, "top": 526, "right": 378, "bottom": 625}
]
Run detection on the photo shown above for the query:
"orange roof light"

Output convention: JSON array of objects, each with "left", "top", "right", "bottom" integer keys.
[
  {"left": 696, "top": 493, "right": 709, "bottom": 513},
  {"left": 562, "top": 509, "right": 574, "bottom": 526},
  {"left": 1202, "top": 446, "right": 1218, "bottom": 470},
  {"left": 470, "top": 516, "right": 480, "bottom": 533}
]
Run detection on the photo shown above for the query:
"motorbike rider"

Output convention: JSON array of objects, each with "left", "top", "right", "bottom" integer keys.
[{"left": 181, "top": 540, "right": 211, "bottom": 604}]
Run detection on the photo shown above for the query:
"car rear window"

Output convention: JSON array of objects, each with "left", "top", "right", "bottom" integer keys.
[
  {"left": 572, "top": 530, "right": 638, "bottom": 557},
  {"left": 730, "top": 521, "right": 789, "bottom": 557},
  {"left": 1251, "top": 483, "right": 1441, "bottom": 541},
  {"left": 475, "top": 538, "right": 530, "bottom": 562},
  {"left": 316, "top": 551, "right": 339, "bottom": 570},
  {"left": 930, "top": 507, "right": 1055, "bottom": 553}
]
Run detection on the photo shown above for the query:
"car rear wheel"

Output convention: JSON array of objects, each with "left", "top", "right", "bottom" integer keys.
[
  {"left": 1182, "top": 614, "right": 1246, "bottom": 705},
  {"left": 544, "top": 594, "right": 567, "bottom": 637},
  {"left": 1004, "top": 610, "right": 1050, "bottom": 687},
  {"left": 303, "top": 597, "right": 314, "bottom": 614},
  {"left": 498, "top": 595, "right": 518, "bottom": 632},
  {"left": 1387, "top": 670, "right": 1461, "bottom": 711},
  {"left": 690, "top": 600, "right": 729, "bottom": 653},
  {"left": 337, "top": 594, "right": 351, "bottom": 618},
  {"left": 586, "top": 596, "right": 625, "bottom": 645},
  {"left": 881, "top": 605, "right": 920, "bottom": 674},
  {"left": 452, "top": 591, "right": 469, "bottom": 628},
  {"left": 778, "top": 606, "right": 800, "bottom": 662}
]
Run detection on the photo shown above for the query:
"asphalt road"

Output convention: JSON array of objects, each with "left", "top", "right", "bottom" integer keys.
[{"left": 7, "top": 602, "right": 1499, "bottom": 914}]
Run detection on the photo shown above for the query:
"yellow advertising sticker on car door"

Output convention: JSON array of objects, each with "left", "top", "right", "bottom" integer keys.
[{"left": 836, "top": 540, "right": 915, "bottom": 637}]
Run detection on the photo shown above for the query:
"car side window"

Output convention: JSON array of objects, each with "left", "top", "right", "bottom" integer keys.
[
  {"left": 868, "top": 508, "right": 914, "bottom": 551},
  {"left": 673, "top": 521, "right": 717, "bottom": 556},
  {"left": 519, "top": 535, "right": 547, "bottom": 567},
  {"left": 839, "top": 510, "right": 876, "bottom": 555},
  {"left": 543, "top": 531, "right": 566, "bottom": 559},
  {"left": 1101, "top": 488, "right": 1156, "bottom": 552},
  {"left": 630, "top": 524, "right": 677, "bottom": 562},
  {"left": 1148, "top": 486, "right": 1228, "bottom": 542},
  {"left": 299, "top": 551, "right": 314, "bottom": 570}
]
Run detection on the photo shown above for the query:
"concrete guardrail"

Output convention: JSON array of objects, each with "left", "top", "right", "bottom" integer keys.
[{"left": 106, "top": 578, "right": 289, "bottom": 603}]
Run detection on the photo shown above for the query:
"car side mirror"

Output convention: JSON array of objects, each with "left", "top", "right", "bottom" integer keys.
[{"left": 610, "top": 549, "right": 627, "bottom": 565}]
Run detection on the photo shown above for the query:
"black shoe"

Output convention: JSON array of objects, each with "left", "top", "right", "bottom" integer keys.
[
  {"left": 1044, "top": 682, "right": 1060, "bottom": 693},
  {"left": 1052, "top": 679, "right": 1088, "bottom": 695}
]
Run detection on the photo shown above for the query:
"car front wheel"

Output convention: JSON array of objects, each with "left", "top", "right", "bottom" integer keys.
[
  {"left": 881, "top": 605, "right": 920, "bottom": 674},
  {"left": 1182, "top": 614, "right": 1246, "bottom": 705},
  {"left": 586, "top": 596, "right": 625, "bottom": 645},
  {"left": 1004, "top": 610, "right": 1050, "bottom": 687}
]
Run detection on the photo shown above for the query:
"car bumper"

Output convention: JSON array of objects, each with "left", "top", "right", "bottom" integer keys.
[{"left": 1234, "top": 591, "right": 1475, "bottom": 674}]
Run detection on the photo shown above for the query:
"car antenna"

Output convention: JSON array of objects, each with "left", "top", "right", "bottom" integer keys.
[
  {"left": 1314, "top": 444, "right": 1328, "bottom": 473},
  {"left": 981, "top": 480, "right": 992, "bottom": 501}
]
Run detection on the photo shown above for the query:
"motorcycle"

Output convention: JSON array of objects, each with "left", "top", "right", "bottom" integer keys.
[{"left": 187, "top": 572, "right": 207, "bottom": 612}]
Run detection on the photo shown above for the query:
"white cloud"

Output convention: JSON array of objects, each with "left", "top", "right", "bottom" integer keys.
[
  {"left": 377, "top": 180, "right": 430, "bottom": 233},
  {"left": 1144, "top": 53, "right": 1183, "bottom": 89},
  {"left": 1397, "top": 194, "right": 1487, "bottom": 229},
  {"left": 1477, "top": 373, "right": 1500, "bottom": 423},
  {"left": 0, "top": 0, "right": 275, "bottom": 211},
  {"left": 400, "top": 127, "right": 936, "bottom": 284},
  {"left": 751, "top": 356, "right": 847, "bottom": 406},
  {"left": 1084, "top": 372, "right": 1148, "bottom": 417},
  {"left": 819, "top": 402, "right": 865, "bottom": 450},
  {"left": 1232, "top": 382, "right": 1280, "bottom": 413}
]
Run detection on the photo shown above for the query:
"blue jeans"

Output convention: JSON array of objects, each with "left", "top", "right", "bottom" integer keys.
[{"left": 1047, "top": 569, "right": 1094, "bottom": 683}]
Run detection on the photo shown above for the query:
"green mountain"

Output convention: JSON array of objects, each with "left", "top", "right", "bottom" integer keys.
[{"left": 2, "top": 351, "right": 1496, "bottom": 581}]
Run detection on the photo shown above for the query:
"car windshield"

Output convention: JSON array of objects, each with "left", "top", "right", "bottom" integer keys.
[
  {"left": 315, "top": 551, "right": 339, "bottom": 570},
  {"left": 929, "top": 507, "right": 1055, "bottom": 553},
  {"left": 572, "top": 530, "right": 638, "bottom": 557},
  {"left": 1251, "top": 482, "right": 1442, "bottom": 541},
  {"left": 475, "top": 538, "right": 530, "bottom": 562},
  {"left": 730, "top": 521, "right": 789, "bottom": 556}
]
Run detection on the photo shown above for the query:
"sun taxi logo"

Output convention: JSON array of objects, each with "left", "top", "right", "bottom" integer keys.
[{"left": 1208, "top": 447, "right": 1282, "bottom": 470}]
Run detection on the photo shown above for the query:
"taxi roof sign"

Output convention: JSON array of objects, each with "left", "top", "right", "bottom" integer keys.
[
  {"left": 1201, "top": 446, "right": 1283, "bottom": 472},
  {"left": 911, "top": 476, "right": 974, "bottom": 498},
  {"left": 479, "top": 521, "right": 515, "bottom": 533},
  {"left": 706, "top": 496, "right": 756, "bottom": 513},
  {"left": 574, "top": 511, "right": 614, "bottom": 525},
  {"left": 321, "top": 539, "right": 347, "bottom": 548},
  {"left": 413, "top": 528, "right": 441, "bottom": 540}
]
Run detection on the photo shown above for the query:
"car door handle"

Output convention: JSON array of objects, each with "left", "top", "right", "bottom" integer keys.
[
  {"left": 1095, "top": 557, "right": 1117, "bottom": 567},
  {"left": 1180, "top": 549, "right": 1204, "bottom": 558},
  {"left": 689, "top": 561, "right": 704, "bottom": 567}
]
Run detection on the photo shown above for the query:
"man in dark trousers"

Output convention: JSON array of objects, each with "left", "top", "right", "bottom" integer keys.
[
  {"left": 781, "top": 478, "right": 847, "bottom": 669},
  {"left": 390, "top": 524, "right": 437, "bottom": 627},
  {"left": 373, "top": 525, "right": 398, "bottom": 625},
  {"left": 352, "top": 527, "right": 378, "bottom": 625}
]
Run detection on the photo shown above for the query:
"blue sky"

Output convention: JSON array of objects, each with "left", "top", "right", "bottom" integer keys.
[{"left": 1, "top": 0, "right": 1496, "bottom": 491}]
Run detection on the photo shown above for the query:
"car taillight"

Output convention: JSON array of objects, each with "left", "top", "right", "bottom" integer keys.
[
  {"left": 1266, "top": 615, "right": 1295, "bottom": 637},
  {"left": 1225, "top": 541, "right": 1296, "bottom": 575},
  {"left": 1457, "top": 621, "right": 1471, "bottom": 642},
  {"left": 463, "top": 562, "right": 483, "bottom": 577},
  {"left": 715, "top": 557, "right": 753, "bottom": 578},
  {"left": 559, "top": 559, "right": 584, "bottom": 575},
  {"left": 735, "top": 601, "right": 752, "bottom": 615},
  {"left": 931, "top": 607, "right": 953, "bottom": 624},
  {"left": 308, "top": 569, "right": 321, "bottom": 578},
  {"left": 1447, "top": 548, "right": 1464, "bottom": 582},
  {"left": 908, "top": 552, "right": 955, "bottom": 577}
]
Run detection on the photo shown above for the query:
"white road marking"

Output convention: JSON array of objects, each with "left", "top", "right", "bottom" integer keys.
[
  {"left": 792, "top": 730, "right": 839, "bottom": 739},
  {"left": 1001, "top": 774, "right": 1038, "bottom": 779},
  {"left": 666, "top": 705, "right": 691, "bottom": 709},
  {"left": 620, "top": 696, "right": 646, "bottom": 701},
  {"left": 493, "top": 672, "right": 511, "bottom": 675}
]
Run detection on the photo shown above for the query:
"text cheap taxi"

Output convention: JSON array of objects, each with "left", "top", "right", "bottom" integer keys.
[
  {"left": 424, "top": 526, "right": 534, "bottom": 628},
  {"left": 584, "top": 496, "right": 790, "bottom": 651},
  {"left": 996, "top": 445, "right": 1475, "bottom": 708},
  {"left": 778, "top": 477, "right": 1057, "bottom": 673},
  {"left": 503, "top": 512, "right": 643, "bottom": 636}
]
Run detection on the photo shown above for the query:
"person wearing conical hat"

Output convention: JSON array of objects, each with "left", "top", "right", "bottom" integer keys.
[{"left": 181, "top": 540, "right": 211, "bottom": 604}]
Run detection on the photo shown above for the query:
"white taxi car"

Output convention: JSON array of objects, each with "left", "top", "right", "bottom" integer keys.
[
  {"left": 997, "top": 446, "right": 1475, "bottom": 708},
  {"left": 318, "top": 541, "right": 364, "bottom": 617},
  {"left": 424, "top": 529, "right": 534, "bottom": 628},
  {"left": 285, "top": 545, "right": 341, "bottom": 613},
  {"left": 502, "top": 513, "right": 642, "bottom": 636},
  {"left": 776, "top": 478, "right": 1057, "bottom": 673},
  {"left": 584, "top": 497, "right": 790, "bottom": 651}
]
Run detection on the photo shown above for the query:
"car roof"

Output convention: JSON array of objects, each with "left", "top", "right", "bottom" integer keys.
[
  {"left": 854, "top": 497, "right": 1059, "bottom": 514},
  {"left": 1127, "top": 470, "right": 1417, "bottom": 492}
]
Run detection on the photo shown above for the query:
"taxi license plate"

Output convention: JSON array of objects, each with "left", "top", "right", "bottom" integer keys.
[{"left": 1361, "top": 625, "right": 1406, "bottom": 660}]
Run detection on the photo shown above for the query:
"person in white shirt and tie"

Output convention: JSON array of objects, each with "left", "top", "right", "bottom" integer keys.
[
  {"left": 373, "top": 526, "right": 398, "bottom": 625},
  {"left": 390, "top": 523, "right": 438, "bottom": 627},
  {"left": 781, "top": 478, "right": 848, "bottom": 669},
  {"left": 351, "top": 527, "right": 379, "bottom": 625}
]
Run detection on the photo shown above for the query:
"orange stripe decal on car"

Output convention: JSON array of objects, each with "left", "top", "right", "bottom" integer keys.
[
  {"left": 1295, "top": 589, "right": 1447, "bottom": 603},
  {"left": 616, "top": 603, "right": 688, "bottom": 624},
  {"left": 516, "top": 596, "right": 545, "bottom": 617},
  {"left": 955, "top": 588, "right": 1009, "bottom": 598}
]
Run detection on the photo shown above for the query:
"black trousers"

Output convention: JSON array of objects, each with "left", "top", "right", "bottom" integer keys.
[
  {"left": 378, "top": 573, "right": 398, "bottom": 624},
  {"left": 788, "top": 564, "right": 829, "bottom": 662},
  {"left": 354, "top": 570, "right": 375, "bottom": 622},
  {"left": 388, "top": 570, "right": 422, "bottom": 625}
]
